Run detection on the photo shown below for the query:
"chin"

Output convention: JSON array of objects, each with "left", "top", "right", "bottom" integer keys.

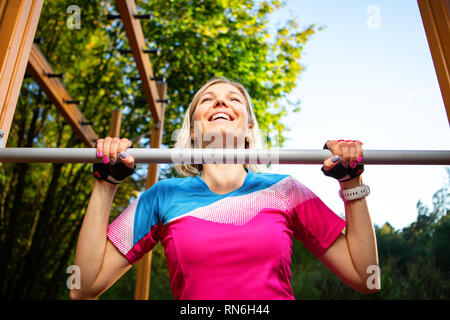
[{"left": 202, "top": 127, "right": 246, "bottom": 149}]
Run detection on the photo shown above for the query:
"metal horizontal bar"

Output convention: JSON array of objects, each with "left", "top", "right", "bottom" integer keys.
[{"left": 0, "top": 148, "right": 449, "bottom": 165}]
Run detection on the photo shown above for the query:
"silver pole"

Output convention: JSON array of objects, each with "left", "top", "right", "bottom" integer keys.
[{"left": 0, "top": 148, "right": 449, "bottom": 165}]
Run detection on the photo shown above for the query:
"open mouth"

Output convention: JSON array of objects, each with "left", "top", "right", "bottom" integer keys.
[{"left": 208, "top": 112, "right": 234, "bottom": 121}]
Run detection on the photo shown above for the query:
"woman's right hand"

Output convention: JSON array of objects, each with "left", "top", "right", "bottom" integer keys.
[
  {"left": 96, "top": 137, "right": 135, "bottom": 168},
  {"left": 93, "top": 137, "right": 136, "bottom": 184}
]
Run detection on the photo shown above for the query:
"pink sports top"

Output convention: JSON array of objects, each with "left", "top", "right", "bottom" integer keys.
[{"left": 107, "top": 169, "right": 346, "bottom": 300}]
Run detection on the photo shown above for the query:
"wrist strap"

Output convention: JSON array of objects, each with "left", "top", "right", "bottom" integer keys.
[{"left": 339, "top": 184, "right": 370, "bottom": 201}]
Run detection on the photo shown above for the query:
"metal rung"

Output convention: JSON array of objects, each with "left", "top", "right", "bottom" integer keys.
[
  {"left": 119, "top": 48, "right": 160, "bottom": 55},
  {"left": 0, "top": 148, "right": 449, "bottom": 165},
  {"left": 151, "top": 76, "right": 166, "bottom": 82},
  {"left": 133, "top": 14, "right": 152, "bottom": 20},
  {"left": 64, "top": 99, "right": 82, "bottom": 105},
  {"left": 45, "top": 72, "right": 64, "bottom": 79},
  {"left": 79, "top": 121, "right": 94, "bottom": 126},
  {"left": 143, "top": 48, "right": 160, "bottom": 55},
  {"left": 107, "top": 14, "right": 120, "bottom": 20},
  {"left": 33, "top": 36, "right": 44, "bottom": 44}
]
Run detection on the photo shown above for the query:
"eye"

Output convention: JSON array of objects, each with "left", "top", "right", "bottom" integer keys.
[
  {"left": 201, "top": 97, "right": 212, "bottom": 103},
  {"left": 230, "top": 97, "right": 242, "bottom": 103}
]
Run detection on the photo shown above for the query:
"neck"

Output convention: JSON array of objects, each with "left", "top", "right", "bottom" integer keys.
[{"left": 200, "top": 164, "right": 248, "bottom": 194}]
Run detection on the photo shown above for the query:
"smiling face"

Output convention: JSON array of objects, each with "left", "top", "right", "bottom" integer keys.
[{"left": 190, "top": 83, "right": 253, "bottom": 148}]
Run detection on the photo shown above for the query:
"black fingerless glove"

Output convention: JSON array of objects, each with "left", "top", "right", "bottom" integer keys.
[
  {"left": 93, "top": 161, "right": 136, "bottom": 184},
  {"left": 321, "top": 142, "right": 364, "bottom": 182},
  {"left": 93, "top": 140, "right": 135, "bottom": 184}
]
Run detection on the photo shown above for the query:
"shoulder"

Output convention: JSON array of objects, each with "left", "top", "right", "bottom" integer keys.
[{"left": 141, "top": 176, "right": 198, "bottom": 197}]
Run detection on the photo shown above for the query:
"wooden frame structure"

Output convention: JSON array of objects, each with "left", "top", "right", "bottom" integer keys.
[
  {"left": 418, "top": 0, "right": 450, "bottom": 125},
  {"left": 27, "top": 44, "right": 98, "bottom": 147},
  {"left": 117, "top": 0, "right": 163, "bottom": 124},
  {"left": 114, "top": 0, "right": 167, "bottom": 300},
  {"left": 0, "top": 0, "right": 448, "bottom": 300},
  {"left": 0, "top": 0, "right": 43, "bottom": 146},
  {"left": 0, "top": 0, "right": 167, "bottom": 299}
]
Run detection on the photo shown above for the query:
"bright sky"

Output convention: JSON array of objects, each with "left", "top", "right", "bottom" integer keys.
[{"left": 266, "top": 0, "right": 450, "bottom": 230}]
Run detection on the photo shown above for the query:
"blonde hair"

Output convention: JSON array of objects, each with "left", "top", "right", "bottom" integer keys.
[{"left": 174, "top": 76, "right": 264, "bottom": 177}]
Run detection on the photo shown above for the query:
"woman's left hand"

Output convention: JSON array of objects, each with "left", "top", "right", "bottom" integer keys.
[{"left": 321, "top": 139, "right": 365, "bottom": 182}]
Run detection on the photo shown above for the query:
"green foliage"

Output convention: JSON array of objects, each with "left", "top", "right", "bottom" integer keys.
[
  {"left": 99, "top": 266, "right": 138, "bottom": 300},
  {"left": 0, "top": 0, "right": 315, "bottom": 299},
  {"left": 148, "top": 243, "right": 173, "bottom": 300},
  {"left": 131, "top": 0, "right": 316, "bottom": 148},
  {"left": 290, "top": 242, "right": 359, "bottom": 299},
  {"left": 431, "top": 213, "right": 450, "bottom": 270}
]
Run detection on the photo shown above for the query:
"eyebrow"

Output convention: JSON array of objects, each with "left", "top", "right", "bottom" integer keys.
[{"left": 201, "top": 90, "right": 243, "bottom": 98}]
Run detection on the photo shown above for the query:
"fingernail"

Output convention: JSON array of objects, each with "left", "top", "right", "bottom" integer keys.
[
  {"left": 331, "top": 155, "right": 342, "bottom": 163},
  {"left": 97, "top": 151, "right": 102, "bottom": 157},
  {"left": 350, "top": 161, "right": 356, "bottom": 168},
  {"left": 118, "top": 152, "right": 128, "bottom": 159},
  {"left": 103, "top": 156, "right": 109, "bottom": 164},
  {"left": 357, "top": 155, "right": 363, "bottom": 163},
  {"left": 110, "top": 158, "right": 116, "bottom": 165},
  {"left": 344, "top": 161, "right": 349, "bottom": 168}
]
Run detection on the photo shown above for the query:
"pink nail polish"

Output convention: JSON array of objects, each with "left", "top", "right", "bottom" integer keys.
[
  {"left": 350, "top": 161, "right": 356, "bottom": 168},
  {"left": 97, "top": 151, "right": 102, "bottom": 157},
  {"left": 103, "top": 156, "right": 109, "bottom": 164},
  {"left": 357, "top": 155, "right": 363, "bottom": 163}
]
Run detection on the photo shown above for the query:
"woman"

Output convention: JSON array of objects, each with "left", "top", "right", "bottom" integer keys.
[{"left": 70, "top": 77, "right": 379, "bottom": 300}]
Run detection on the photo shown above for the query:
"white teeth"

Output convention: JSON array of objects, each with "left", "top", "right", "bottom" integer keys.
[{"left": 211, "top": 113, "right": 231, "bottom": 121}]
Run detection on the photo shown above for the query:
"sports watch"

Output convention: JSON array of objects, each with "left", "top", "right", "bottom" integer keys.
[{"left": 339, "top": 184, "right": 370, "bottom": 201}]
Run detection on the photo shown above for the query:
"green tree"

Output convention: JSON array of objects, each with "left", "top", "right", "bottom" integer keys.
[
  {"left": 371, "top": 167, "right": 450, "bottom": 299},
  {"left": 431, "top": 213, "right": 450, "bottom": 271},
  {"left": 289, "top": 167, "right": 450, "bottom": 300},
  {"left": 0, "top": 0, "right": 316, "bottom": 299}
]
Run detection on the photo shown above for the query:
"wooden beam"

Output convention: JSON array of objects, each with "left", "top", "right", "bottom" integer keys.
[
  {"left": 108, "top": 109, "right": 123, "bottom": 137},
  {"left": 27, "top": 44, "right": 98, "bottom": 147},
  {"left": 116, "top": 0, "right": 162, "bottom": 123},
  {"left": 418, "top": 0, "right": 450, "bottom": 125},
  {"left": 0, "top": 0, "right": 43, "bottom": 146},
  {"left": 134, "top": 81, "right": 167, "bottom": 300}
]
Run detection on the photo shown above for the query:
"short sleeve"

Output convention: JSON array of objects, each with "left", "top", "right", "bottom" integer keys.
[
  {"left": 284, "top": 176, "right": 346, "bottom": 258},
  {"left": 107, "top": 183, "right": 163, "bottom": 265}
]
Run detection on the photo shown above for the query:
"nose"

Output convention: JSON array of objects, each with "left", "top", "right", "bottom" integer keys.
[{"left": 214, "top": 96, "right": 227, "bottom": 107}]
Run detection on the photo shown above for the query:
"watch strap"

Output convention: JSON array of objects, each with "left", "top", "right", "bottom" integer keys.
[{"left": 339, "top": 184, "right": 370, "bottom": 201}]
